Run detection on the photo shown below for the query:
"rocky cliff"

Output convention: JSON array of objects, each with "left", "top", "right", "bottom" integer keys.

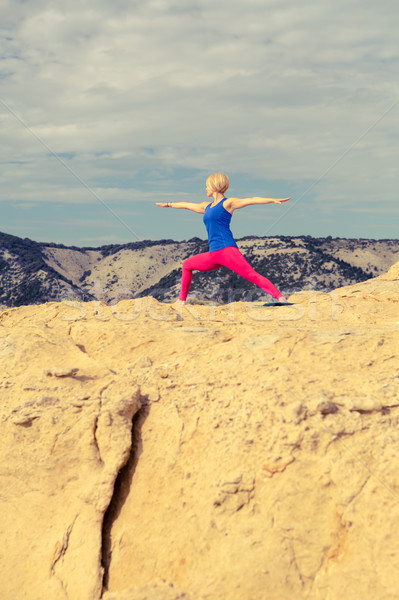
[{"left": 0, "top": 263, "right": 398, "bottom": 600}]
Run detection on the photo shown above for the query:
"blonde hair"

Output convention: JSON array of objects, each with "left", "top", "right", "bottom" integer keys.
[{"left": 206, "top": 173, "right": 230, "bottom": 194}]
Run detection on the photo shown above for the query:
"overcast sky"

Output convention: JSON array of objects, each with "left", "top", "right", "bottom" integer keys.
[{"left": 1, "top": 0, "right": 398, "bottom": 247}]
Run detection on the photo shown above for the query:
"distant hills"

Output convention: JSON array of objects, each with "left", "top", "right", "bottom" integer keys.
[{"left": 0, "top": 230, "right": 398, "bottom": 308}]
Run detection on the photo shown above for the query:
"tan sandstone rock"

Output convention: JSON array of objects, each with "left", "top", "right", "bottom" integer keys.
[
  {"left": 0, "top": 263, "right": 398, "bottom": 600},
  {"left": 0, "top": 309, "right": 142, "bottom": 600}
]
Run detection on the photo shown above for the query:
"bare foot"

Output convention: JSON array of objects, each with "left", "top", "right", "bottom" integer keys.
[{"left": 278, "top": 296, "right": 288, "bottom": 303}]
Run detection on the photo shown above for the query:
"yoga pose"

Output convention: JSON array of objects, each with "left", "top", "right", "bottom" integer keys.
[{"left": 156, "top": 173, "right": 290, "bottom": 304}]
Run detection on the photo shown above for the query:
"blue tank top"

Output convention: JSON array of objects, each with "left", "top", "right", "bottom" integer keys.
[{"left": 203, "top": 198, "right": 238, "bottom": 252}]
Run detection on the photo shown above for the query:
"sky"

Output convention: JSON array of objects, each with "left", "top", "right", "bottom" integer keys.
[{"left": 0, "top": 0, "right": 398, "bottom": 247}]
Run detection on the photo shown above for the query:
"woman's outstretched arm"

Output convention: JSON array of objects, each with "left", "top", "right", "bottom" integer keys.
[
  {"left": 227, "top": 197, "right": 290, "bottom": 211},
  {"left": 156, "top": 202, "right": 209, "bottom": 214}
]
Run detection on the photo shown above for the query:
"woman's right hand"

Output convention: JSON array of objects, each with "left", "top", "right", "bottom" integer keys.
[
  {"left": 273, "top": 197, "right": 291, "bottom": 204},
  {"left": 156, "top": 202, "right": 170, "bottom": 207}
]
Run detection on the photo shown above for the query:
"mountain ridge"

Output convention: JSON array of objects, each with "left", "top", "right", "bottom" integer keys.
[{"left": 1, "top": 230, "right": 398, "bottom": 307}]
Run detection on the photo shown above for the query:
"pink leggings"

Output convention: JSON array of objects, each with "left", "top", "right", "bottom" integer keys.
[{"left": 179, "top": 246, "right": 283, "bottom": 301}]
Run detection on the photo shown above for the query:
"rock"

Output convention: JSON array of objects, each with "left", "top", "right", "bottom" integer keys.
[
  {"left": 102, "top": 581, "right": 190, "bottom": 600},
  {"left": 348, "top": 396, "right": 382, "bottom": 412},
  {"left": 0, "top": 263, "right": 399, "bottom": 600},
  {"left": 317, "top": 400, "right": 339, "bottom": 415},
  {"left": 134, "top": 355, "right": 153, "bottom": 369},
  {"left": 44, "top": 365, "right": 80, "bottom": 377},
  {"left": 0, "top": 322, "right": 142, "bottom": 600}
]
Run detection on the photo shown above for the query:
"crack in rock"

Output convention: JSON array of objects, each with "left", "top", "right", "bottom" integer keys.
[
  {"left": 50, "top": 515, "right": 78, "bottom": 597},
  {"left": 93, "top": 413, "right": 104, "bottom": 465},
  {"left": 101, "top": 401, "right": 151, "bottom": 594}
]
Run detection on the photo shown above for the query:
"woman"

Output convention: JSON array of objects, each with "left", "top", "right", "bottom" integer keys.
[{"left": 156, "top": 173, "right": 290, "bottom": 304}]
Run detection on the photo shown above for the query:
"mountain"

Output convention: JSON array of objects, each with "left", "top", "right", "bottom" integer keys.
[
  {"left": 0, "top": 231, "right": 90, "bottom": 307},
  {"left": 1, "top": 230, "right": 398, "bottom": 308}
]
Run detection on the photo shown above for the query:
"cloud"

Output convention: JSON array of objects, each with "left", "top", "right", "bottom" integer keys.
[{"left": 0, "top": 0, "right": 398, "bottom": 243}]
